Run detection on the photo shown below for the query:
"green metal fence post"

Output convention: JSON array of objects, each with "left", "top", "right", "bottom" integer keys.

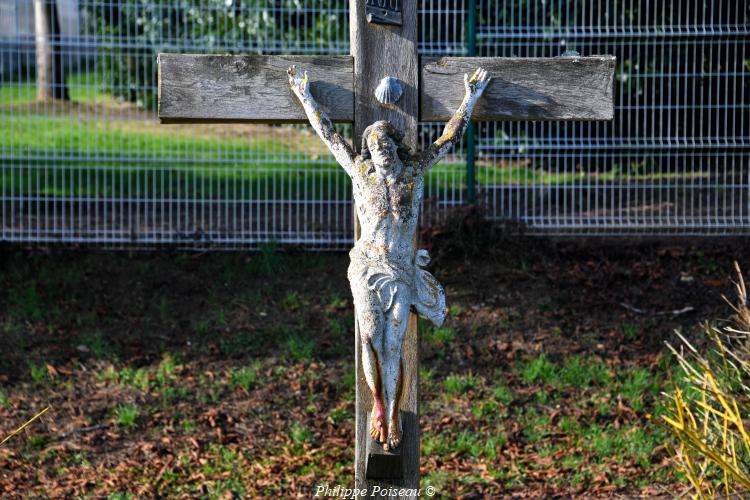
[{"left": 465, "top": 0, "right": 477, "bottom": 203}]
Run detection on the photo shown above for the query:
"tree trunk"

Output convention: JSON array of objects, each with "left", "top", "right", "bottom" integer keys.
[{"left": 34, "top": 0, "right": 69, "bottom": 101}]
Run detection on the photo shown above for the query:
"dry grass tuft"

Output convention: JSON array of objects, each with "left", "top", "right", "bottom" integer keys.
[{"left": 652, "top": 262, "right": 750, "bottom": 498}]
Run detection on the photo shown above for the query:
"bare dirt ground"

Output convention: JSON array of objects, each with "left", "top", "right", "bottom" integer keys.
[{"left": 0, "top": 209, "right": 744, "bottom": 497}]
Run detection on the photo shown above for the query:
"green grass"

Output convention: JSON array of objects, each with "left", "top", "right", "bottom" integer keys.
[
  {"left": 108, "top": 365, "right": 151, "bottom": 393},
  {"left": 1, "top": 74, "right": 353, "bottom": 200},
  {"left": 422, "top": 325, "right": 456, "bottom": 348},
  {"left": 429, "top": 352, "right": 673, "bottom": 490},
  {"left": 585, "top": 424, "right": 660, "bottom": 468},
  {"left": 29, "top": 363, "right": 49, "bottom": 384},
  {"left": 284, "top": 291, "right": 301, "bottom": 311},
  {"left": 192, "top": 319, "right": 211, "bottom": 338},
  {"left": 444, "top": 372, "right": 481, "bottom": 395},
  {"left": 27, "top": 434, "right": 49, "bottom": 450},
  {"left": 8, "top": 283, "right": 43, "bottom": 321},
  {"left": 326, "top": 316, "right": 349, "bottom": 339},
  {"left": 516, "top": 353, "right": 612, "bottom": 389},
  {"left": 228, "top": 363, "right": 260, "bottom": 393},
  {"left": 285, "top": 335, "right": 314, "bottom": 362},
  {"left": 114, "top": 404, "right": 140, "bottom": 431},
  {"left": 517, "top": 353, "right": 557, "bottom": 385},
  {"left": 492, "top": 384, "right": 514, "bottom": 405},
  {"left": 620, "top": 367, "right": 659, "bottom": 412},
  {"left": 327, "top": 406, "right": 352, "bottom": 425},
  {"left": 107, "top": 493, "right": 136, "bottom": 500},
  {"left": 2, "top": 73, "right": 705, "bottom": 205},
  {"left": 1, "top": 110, "right": 334, "bottom": 200},
  {"left": 0, "top": 72, "right": 110, "bottom": 105},
  {"left": 155, "top": 353, "right": 179, "bottom": 388},
  {"left": 287, "top": 421, "right": 314, "bottom": 456},
  {"left": 253, "top": 241, "right": 284, "bottom": 277},
  {"left": 103, "top": 353, "right": 186, "bottom": 399},
  {"left": 79, "top": 332, "right": 117, "bottom": 359},
  {"left": 622, "top": 322, "right": 641, "bottom": 340},
  {"left": 559, "top": 355, "right": 612, "bottom": 388},
  {"left": 2, "top": 109, "right": 283, "bottom": 156},
  {"left": 520, "top": 407, "right": 552, "bottom": 442},
  {"left": 452, "top": 429, "right": 503, "bottom": 459}
]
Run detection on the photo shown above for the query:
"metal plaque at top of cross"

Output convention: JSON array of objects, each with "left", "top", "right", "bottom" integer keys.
[
  {"left": 365, "top": 0, "right": 403, "bottom": 26},
  {"left": 157, "top": 1, "right": 615, "bottom": 497}
]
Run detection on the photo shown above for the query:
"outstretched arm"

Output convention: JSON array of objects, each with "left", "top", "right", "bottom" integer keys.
[
  {"left": 416, "top": 68, "right": 491, "bottom": 174},
  {"left": 288, "top": 66, "right": 355, "bottom": 175}
]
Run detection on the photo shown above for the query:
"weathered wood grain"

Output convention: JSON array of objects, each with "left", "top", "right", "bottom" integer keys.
[
  {"left": 157, "top": 54, "right": 354, "bottom": 123},
  {"left": 420, "top": 56, "right": 616, "bottom": 122},
  {"left": 352, "top": 0, "right": 420, "bottom": 497},
  {"left": 351, "top": 6, "right": 419, "bottom": 146},
  {"left": 366, "top": 436, "right": 403, "bottom": 480}
]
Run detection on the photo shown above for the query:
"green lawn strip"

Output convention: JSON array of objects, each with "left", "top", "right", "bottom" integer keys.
[
  {"left": 2, "top": 75, "right": 713, "bottom": 195},
  {"left": 0, "top": 73, "right": 111, "bottom": 105},
  {"left": 1, "top": 112, "right": 289, "bottom": 156},
  {"left": 1, "top": 113, "right": 467, "bottom": 199},
  {"left": 0, "top": 161, "right": 353, "bottom": 200},
  {"left": 3, "top": 112, "right": 707, "bottom": 202}
]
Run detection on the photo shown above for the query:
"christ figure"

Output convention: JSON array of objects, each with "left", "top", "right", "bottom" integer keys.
[{"left": 288, "top": 66, "right": 490, "bottom": 450}]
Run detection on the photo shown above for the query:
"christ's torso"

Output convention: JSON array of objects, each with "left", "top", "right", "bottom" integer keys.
[{"left": 351, "top": 157, "right": 422, "bottom": 267}]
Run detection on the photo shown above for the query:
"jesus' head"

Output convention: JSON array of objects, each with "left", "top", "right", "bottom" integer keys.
[{"left": 361, "top": 120, "right": 411, "bottom": 176}]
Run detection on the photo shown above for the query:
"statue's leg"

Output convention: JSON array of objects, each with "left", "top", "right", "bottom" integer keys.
[
  {"left": 362, "top": 339, "right": 387, "bottom": 443},
  {"left": 352, "top": 285, "right": 388, "bottom": 444},
  {"left": 381, "top": 284, "right": 412, "bottom": 450}
]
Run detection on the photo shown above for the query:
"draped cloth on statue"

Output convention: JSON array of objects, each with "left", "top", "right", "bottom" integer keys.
[{"left": 348, "top": 247, "right": 447, "bottom": 337}]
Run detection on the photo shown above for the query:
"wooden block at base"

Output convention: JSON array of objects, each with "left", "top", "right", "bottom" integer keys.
[{"left": 366, "top": 437, "right": 403, "bottom": 480}]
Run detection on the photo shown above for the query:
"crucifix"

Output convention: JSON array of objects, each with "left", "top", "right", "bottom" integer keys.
[{"left": 158, "top": 0, "right": 614, "bottom": 495}]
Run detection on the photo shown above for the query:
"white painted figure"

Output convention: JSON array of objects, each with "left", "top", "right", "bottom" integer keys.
[{"left": 288, "top": 66, "right": 490, "bottom": 450}]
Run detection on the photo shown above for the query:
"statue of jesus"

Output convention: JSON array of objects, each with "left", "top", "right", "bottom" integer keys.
[{"left": 288, "top": 66, "right": 490, "bottom": 450}]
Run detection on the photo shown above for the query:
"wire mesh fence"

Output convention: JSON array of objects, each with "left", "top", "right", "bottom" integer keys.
[
  {"left": 0, "top": 1, "right": 748, "bottom": 249},
  {"left": 476, "top": 0, "right": 750, "bottom": 235}
]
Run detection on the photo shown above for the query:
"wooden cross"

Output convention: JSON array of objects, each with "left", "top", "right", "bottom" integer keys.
[{"left": 158, "top": 1, "right": 614, "bottom": 496}]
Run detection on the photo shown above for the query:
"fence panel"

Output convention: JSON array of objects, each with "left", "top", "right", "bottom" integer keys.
[
  {"left": 475, "top": 0, "right": 749, "bottom": 235},
  {"left": 2, "top": 0, "right": 355, "bottom": 249},
  {"left": 0, "top": 1, "right": 748, "bottom": 248}
]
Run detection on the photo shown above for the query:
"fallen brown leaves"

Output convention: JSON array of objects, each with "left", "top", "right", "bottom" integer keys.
[{"left": 1, "top": 238, "right": 740, "bottom": 497}]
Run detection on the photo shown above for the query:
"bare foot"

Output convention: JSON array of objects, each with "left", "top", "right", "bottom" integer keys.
[
  {"left": 387, "top": 411, "right": 401, "bottom": 449},
  {"left": 370, "top": 399, "right": 387, "bottom": 444}
]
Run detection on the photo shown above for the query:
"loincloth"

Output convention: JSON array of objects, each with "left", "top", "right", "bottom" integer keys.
[{"left": 348, "top": 248, "right": 446, "bottom": 327}]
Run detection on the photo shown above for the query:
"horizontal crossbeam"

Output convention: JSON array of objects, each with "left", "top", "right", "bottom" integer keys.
[
  {"left": 158, "top": 54, "right": 355, "bottom": 123},
  {"left": 420, "top": 56, "right": 616, "bottom": 122},
  {"left": 158, "top": 54, "right": 615, "bottom": 124}
]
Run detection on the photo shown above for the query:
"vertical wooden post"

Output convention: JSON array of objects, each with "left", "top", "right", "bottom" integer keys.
[{"left": 351, "top": 0, "right": 420, "bottom": 496}]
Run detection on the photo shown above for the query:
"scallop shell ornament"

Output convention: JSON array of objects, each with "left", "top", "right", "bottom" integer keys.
[{"left": 374, "top": 76, "right": 402, "bottom": 105}]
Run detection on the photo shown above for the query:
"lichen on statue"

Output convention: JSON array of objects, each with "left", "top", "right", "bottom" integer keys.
[{"left": 288, "top": 65, "right": 490, "bottom": 450}]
